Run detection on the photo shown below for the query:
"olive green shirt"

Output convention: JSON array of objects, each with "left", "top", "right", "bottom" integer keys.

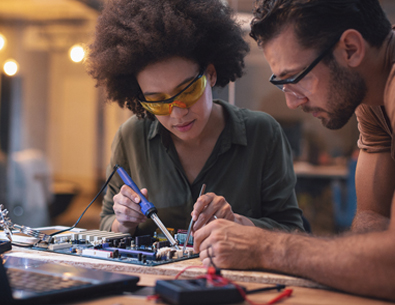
[{"left": 100, "top": 100, "right": 304, "bottom": 235}]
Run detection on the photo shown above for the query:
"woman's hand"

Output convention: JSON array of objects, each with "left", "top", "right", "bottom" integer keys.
[
  {"left": 191, "top": 192, "right": 236, "bottom": 231},
  {"left": 111, "top": 185, "right": 148, "bottom": 234},
  {"left": 191, "top": 192, "right": 255, "bottom": 231}
]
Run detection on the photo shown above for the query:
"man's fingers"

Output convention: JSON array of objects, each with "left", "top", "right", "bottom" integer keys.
[
  {"left": 199, "top": 246, "right": 216, "bottom": 267},
  {"left": 193, "top": 220, "right": 214, "bottom": 252},
  {"left": 201, "top": 257, "right": 211, "bottom": 267},
  {"left": 194, "top": 219, "right": 229, "bottom": 252}
]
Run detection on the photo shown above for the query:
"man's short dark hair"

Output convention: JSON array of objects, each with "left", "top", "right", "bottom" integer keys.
[
  {"left": 250, "top": 0, "right": 391, "bottom": 53},
  {"left": 86, "top": 0, "right": 249, "bottom": 119}
]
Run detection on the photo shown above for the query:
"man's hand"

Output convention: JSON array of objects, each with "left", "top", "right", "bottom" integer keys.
[
  {"left": 193, "top": 219, "right": 269, "bottom": 269},
  {"left": 111, "top": 185, "right": 148, "bottom": 233}
]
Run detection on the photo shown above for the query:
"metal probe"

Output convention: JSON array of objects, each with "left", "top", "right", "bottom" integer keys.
[
  {"left": 183, "top": 184, "right": 206, "bottom": 254},
  {"left": 116, "top": 166, "right": 180, "bottom": 250}
]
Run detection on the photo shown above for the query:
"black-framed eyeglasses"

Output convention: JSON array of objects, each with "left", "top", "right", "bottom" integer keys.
[{"left": 269, "top": 36, "right": 341, "bottom": 88}]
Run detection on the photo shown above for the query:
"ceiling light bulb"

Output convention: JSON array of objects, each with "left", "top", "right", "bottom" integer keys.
[
  {"left": 3, "top": 59, "right": 18, "bottom": 76},
  {"left": 69, "top": 44, "right": 85, "bottom": 63},
  {"left": 0, "top": 33, "right": 6, "bottom": 51}
]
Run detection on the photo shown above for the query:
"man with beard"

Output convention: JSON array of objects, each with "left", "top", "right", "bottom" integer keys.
[{"left": 194, "top": 0, "right": 395, "bottom": 300}]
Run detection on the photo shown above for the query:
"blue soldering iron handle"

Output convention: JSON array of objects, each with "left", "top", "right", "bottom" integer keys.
[{"left": 116, "top": 166, "right": 157, "bottom": 217}]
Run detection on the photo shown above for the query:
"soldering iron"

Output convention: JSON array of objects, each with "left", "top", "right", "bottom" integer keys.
[{"left": 116, "top": 165, "right": 180, "bottom": 250}]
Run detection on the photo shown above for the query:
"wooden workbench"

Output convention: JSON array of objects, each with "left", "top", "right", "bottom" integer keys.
[{"left": 5, "top": 247, "right": 395, "bottom": 305}]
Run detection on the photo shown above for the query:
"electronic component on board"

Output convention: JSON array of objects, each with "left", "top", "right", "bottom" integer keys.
[
  {"left": 155, "top": 227, "right": 175, "bottom": 242},
  {"left": 176, "top": 230, "right": 194, "bottom": 246},
  {"left": 48, "top": 243, "right": 71, "bottom": 251},
  {"left": 135, "top": 235, "right": 154, "bottom": 247},
  {"left": 82, "top": 248, "right": 114, "bottom": 258}
]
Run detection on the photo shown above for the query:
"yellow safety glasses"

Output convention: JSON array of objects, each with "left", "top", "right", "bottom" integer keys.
[{"left": 139, "top": 71, "right": 207, "bottom": 116}]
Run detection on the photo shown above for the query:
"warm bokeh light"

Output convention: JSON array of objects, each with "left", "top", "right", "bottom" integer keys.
[
  {"left": 3, "top": 59, "right": 18, "bottom": 76},
  {"left": 0, "top": 33, "right": 6, "bottom": 51},
  {"left": 69, "top": 44, "right": 85, "bottom": 63}
]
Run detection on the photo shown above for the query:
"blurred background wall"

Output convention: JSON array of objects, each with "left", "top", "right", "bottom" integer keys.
[{"left": 0, "top": 0, "right": 394, "bottom": 228}]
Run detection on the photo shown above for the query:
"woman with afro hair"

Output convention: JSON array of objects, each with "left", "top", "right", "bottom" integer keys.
[{"left": 87, "top": 0, "right": 304, "bottom": 236}]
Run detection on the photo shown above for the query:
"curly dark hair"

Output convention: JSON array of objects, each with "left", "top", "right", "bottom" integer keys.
[
  {"left": 86, "top": 0, "right": 249, "bottom": 120},
  {"left": 250, "top": 0, "right": 391, "bottom": 55}
]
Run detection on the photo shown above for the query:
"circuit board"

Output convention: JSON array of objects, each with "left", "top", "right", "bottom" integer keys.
[{"left": 24, "top": 229, "right": 198, "bottom": 266}]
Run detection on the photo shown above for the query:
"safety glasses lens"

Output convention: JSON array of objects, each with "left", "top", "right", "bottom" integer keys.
[{"left": 140, "top": 75, "right": 207, "bottom": 115}]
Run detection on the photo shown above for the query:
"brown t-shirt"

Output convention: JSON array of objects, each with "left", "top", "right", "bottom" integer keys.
[{"left": 356, "top": 31, "right": 395, "bottom": 160}]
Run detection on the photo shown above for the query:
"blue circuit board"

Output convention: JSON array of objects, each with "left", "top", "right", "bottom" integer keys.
[{"left": 30, "top": 229, "right": 198, "bottom": 266}]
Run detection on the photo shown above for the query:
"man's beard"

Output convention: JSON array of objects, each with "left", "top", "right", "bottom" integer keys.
[{"left": 305, "top": 59, "right": 367, "bottom": 130}]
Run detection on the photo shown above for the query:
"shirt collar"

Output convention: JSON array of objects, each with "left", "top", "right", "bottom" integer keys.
[
  {"left": 216, "top": 99, "right": 247, "bottom": 146},
  {"left": 148, "top": 119, "right": 161, "bottom": 140}
]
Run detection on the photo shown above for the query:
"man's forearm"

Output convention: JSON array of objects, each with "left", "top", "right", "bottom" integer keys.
[
  {"left": 263, "top": 230, "right": 395, "bottom": 300},
  {"left": 351, "top": 210, "right": 390, "bottom": 233},
  {"left": 195, "top": 219, "right": 395, "bottom": 300}
]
